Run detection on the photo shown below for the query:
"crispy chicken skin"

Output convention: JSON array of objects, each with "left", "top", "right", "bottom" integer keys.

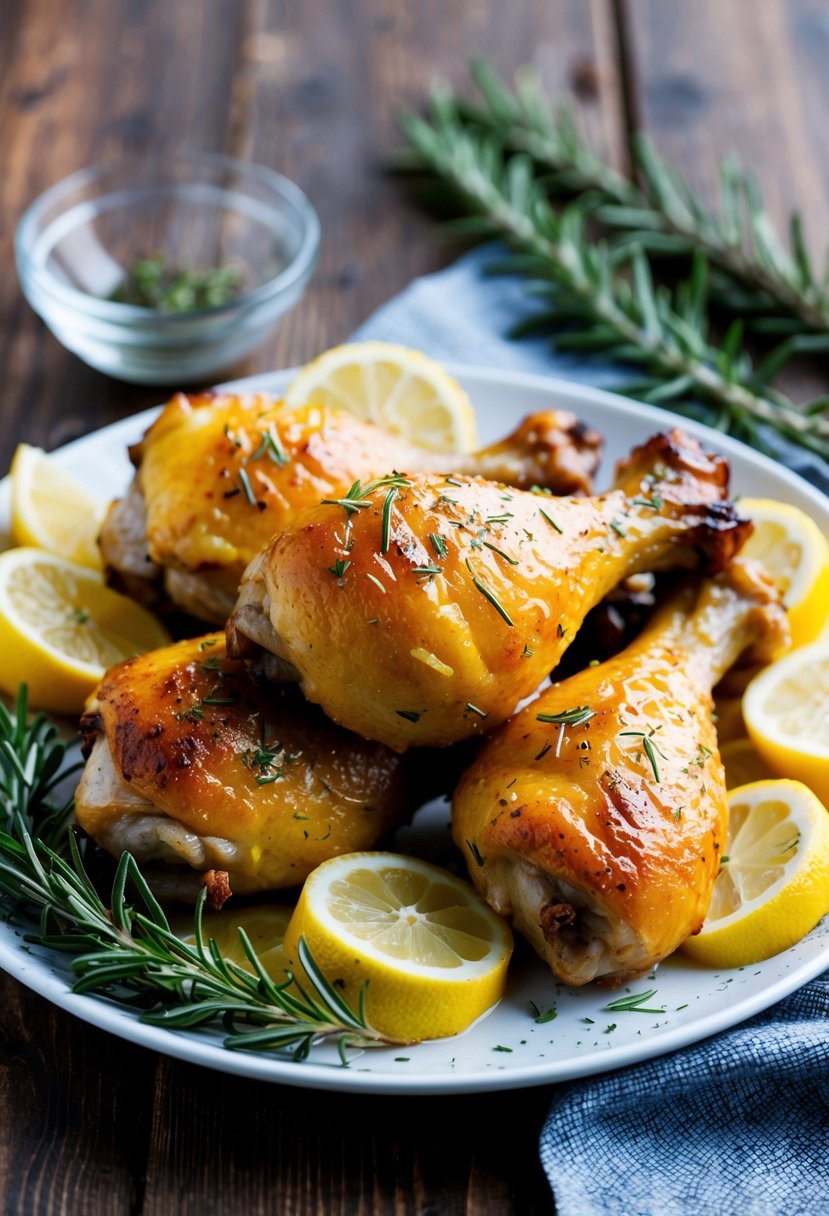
[
  {"left": 452, "top": 560, "right": 789, "bottom": 986},
  {"left": 227, "top": 429, "right": 751, "bottom": 751},
  {"left": 76, "top": 635, "right": 407, "bottom": 897},
  {"left": 100, "top": 392, "right": 602, "bottom": 622}
]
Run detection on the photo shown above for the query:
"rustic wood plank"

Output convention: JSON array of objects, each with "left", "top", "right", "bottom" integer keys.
[
  {"left": 248, "top": 0, "right": 629, "bottom": 370},
  {"left": 0, "top": 0, "right": 248, "bottom": 472},
  {"left": 0, "top": 973, "right": 155, "bottom": 1215},
  {"left": 140, "top": 1056, "right": 553, "bottom": 1216},
  {"left": 622, "top": 0, "right": 829, "bottom": 401}
]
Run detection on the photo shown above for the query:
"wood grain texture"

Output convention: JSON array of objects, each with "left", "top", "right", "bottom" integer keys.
[
  {"left": 622, "top": 0, "right": 829, "bottom": 402},
  {"left": 0, "top": 972, "right": 154, "bottom": 1216},
  {"left": 140, "top": 1058, "right": 553, "bottom": 1216}
]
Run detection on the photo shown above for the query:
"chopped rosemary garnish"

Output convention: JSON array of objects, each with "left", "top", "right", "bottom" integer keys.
[
  {"left": 610, "top": 519, "right": 626, "bottom": 538},
  {"left": 465, "top": 558, "right": 514, "bottom": 626},
  {"left": 365, "top": 572, "right": 386, "bottom": 593},
  {"left": 464, "top": 703, "right": 488, "bottom": 718},
  {"left": 327, "top": 558, "right": 351, "bottom": 581},
  {"left": 396, "top": 709, "right": 422, "bottom": 723},
  {"left": 412, "top": 564, "right": 442, "bottom": 578},
  {"left": 237, "top": 466, "right": 258, "bottom": 507},
  {"left": 536, "top": 706, "right": 595, "bottom": 727},
  {"left": 249, "top": 427, "right": 290, "bottom": 467},
  {"left": 619, "top": 729, "right": 666, "bottom": 783},
  {"left": 110, "top": 253, "right": 246, "bottom": 312},
  {"left": 322, "top": 474, "right": 411, "bottom": 517},
  {"left": 381, "top": 489, "right": 397, "bottom": 554},
  {"left": 603, "top": 988, "right": 666, "bottom": 1015},
  {"left": 429, "top": 532, "right": 447, "bottom": 559},
  {"left": 538, "top": 508, "right": 563, "bottom": 534},
  {"left": 528, "top": 1002, "right": 558, "bottom": 1024},
  {"left": 485, "top": 513, "right": 513, "bottom": 525},
  {"left": 482, "top": 540, "right": 519, "bottom": 564},
  {"left": 632, "top": 495, "right": 663, "bottom": 510}
]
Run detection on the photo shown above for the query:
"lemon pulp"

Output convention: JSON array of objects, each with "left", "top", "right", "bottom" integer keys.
[
  {"left": 284, "top": 341, "right": 479, "bottom": 453},
  {"left": 283, "top": 852, "right": 513, "bottom": 1043}
]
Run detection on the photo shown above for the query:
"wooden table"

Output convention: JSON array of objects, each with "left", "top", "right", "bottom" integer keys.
[{"left": 1, "top": 2, "right": 827, "bottom": 1211}]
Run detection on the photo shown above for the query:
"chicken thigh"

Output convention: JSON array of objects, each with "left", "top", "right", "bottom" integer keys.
[
  {"left": 100, "top": 391, "right": 602, "bottom": 622},
  {"left": 228, "top": 430, "right": 751, "bottom": 750},
  {"left": 76, "top": 635, "right": 407, "bottom": 900},
  {"left": 452, "top": 560, "right": 789, "bottom": 986}
]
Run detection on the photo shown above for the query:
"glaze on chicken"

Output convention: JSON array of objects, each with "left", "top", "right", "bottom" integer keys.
[
  {"left": 76, "top": 635, "right": 407, "bottom": 900},
  {"left": 452, "top": 560, "right": 789, "bottom": 986},
  {"left": 100, "top": 392, "right": 602, "bottom": 622},
  {"left": 227, "top": 429, "right": 751, "bottom": 750}
]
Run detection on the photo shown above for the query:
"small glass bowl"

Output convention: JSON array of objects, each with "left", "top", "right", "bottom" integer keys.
[{"left": 15, "top": 152, "right": 320, "bottom": 385}]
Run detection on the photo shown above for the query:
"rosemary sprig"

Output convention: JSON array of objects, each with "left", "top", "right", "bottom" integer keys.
[
  {"left": 438, "top": 60, "right": 829, "bottom": 338},
  {"left": 399, "top": 93, "right": 829, "bottom": 458},
  {"left": 0, "top": 688, "right": 395, "bottom": 1061}
]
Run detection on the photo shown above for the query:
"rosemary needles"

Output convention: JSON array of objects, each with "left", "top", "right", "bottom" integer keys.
[
  {"left": 398, "top": 63, "right": 829, "bottom": 460},
  {"left": 0, "top": 687, "right": 393, "bottom": 1063}
]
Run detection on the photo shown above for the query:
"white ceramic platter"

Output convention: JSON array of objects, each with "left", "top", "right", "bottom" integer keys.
[{"left": 0, "top": 364, "right": 827, "bottom": 1095}]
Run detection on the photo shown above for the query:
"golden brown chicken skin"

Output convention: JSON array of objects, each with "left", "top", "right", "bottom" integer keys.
[
  {"left": 452, "top": 560, "right": 789, "bottom": 986},
  {"left": 76, "top": 635, "right": 407, "bottom": 898},
  {"left": 227, "top": 430, "right": 751, "bottom": 751},
  {"left": 100, "top": 392, "right": 602, "bottom": 623}
]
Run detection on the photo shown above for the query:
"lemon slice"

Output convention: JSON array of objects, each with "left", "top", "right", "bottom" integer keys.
[
  {"left": 283, "top": 341, "right": 479, "bottom": 453},
  {"left": 185, "top": 905, "right": 292, "bottom": 982},
  {"left": 10, "top": 443, "right": 106, "bottom": 570},
  {"left": 719, "top": 738, "right": 770, "bottom": 790},
  {"left": 742, "top": 640, "right": 829, "bottom": 806},
  {"left": 682, "top": 780, "right": 829, "bottom": 968},
  {"left": 282, "top": 852, "right": 513, "bottom": 1043},
  {"left": 738, "top": 497, "right": 829, "bottom": 647},
  {"left": 0, "top": 548, "right": 170, "bottom": 714}
]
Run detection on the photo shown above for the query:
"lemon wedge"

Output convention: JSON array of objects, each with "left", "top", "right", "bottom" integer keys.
[
  {"left": 738, "top": 497, "right": 829, "bottom": 647},
  {"left": 10, "top": 443, "right": 106, "bottom": 570},
  {"left": 682, "top": 780, "right": 829, "bottom": 968},
  {"left": 282, "top": 852, "right": 513, "bottom": 1043},
  {"left": 185, "top": 905, "right": 292, "bottom": 982},
  {"left": 283, "top": 341, "right": 479, "bottom": 453},
  {"left": 719, "top": 737, "right": 770, "bottom": 790},
  {"left": 742, "top": 640, "right": 829, "bottom": 806},
  {"left": 0, "top": 548, "right": 170, "bottom": 714}
]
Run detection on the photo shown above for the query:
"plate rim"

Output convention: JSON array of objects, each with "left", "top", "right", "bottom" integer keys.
[{"left": 1, "top": 362, "right": 827, "bottom": 1095}]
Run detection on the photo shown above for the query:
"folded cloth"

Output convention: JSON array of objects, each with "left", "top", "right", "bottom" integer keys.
[
  {"left": 355, "top": 244, "right": 829, "bottom": 496},
  {"left": 355, "top": 245, "right": 829, "bottom": 1216}
]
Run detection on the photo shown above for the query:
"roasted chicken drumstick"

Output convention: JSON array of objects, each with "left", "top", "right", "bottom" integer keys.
[
  {"left": 228, "top": 430, "right": 751, "bottom": 750},
  {"left": 76, "top": 635, "right": 407, "bottom": 901},
  {"left": 100, "top": 391, "right": 602, "bottom": 623},
  {"left": 452, "top": 560, "right": 789, "bottom": 986}
]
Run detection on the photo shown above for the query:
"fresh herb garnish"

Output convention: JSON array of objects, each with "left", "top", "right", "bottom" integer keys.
[
  {"left": 603, "top": 988, "right": 666, "bottom": 1015},
  {"left": 465, "top": 558, "right": 514, "bottom": 626},
  {"left": 536, "top": 706, "right": 595, "bottom": 727},
  {"left": 429, "top": 532, "right": 447, "bottom": 559},
  {"left": 110, "top": 254, "right": 246, "bottom": 312},
  {"left": 538, "top": 508, "right": 563, "bottom": 534},
  {"left": 619, "top": 729, "right": 666, "bottom": 784},
  {"left": 0, "top": 688, "right": 394, "bottom": 1063}
]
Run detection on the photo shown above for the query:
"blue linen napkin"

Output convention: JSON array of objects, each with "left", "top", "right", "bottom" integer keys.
[{"left": 355, "top": 245, "right": 829, "bottom": 1216}]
